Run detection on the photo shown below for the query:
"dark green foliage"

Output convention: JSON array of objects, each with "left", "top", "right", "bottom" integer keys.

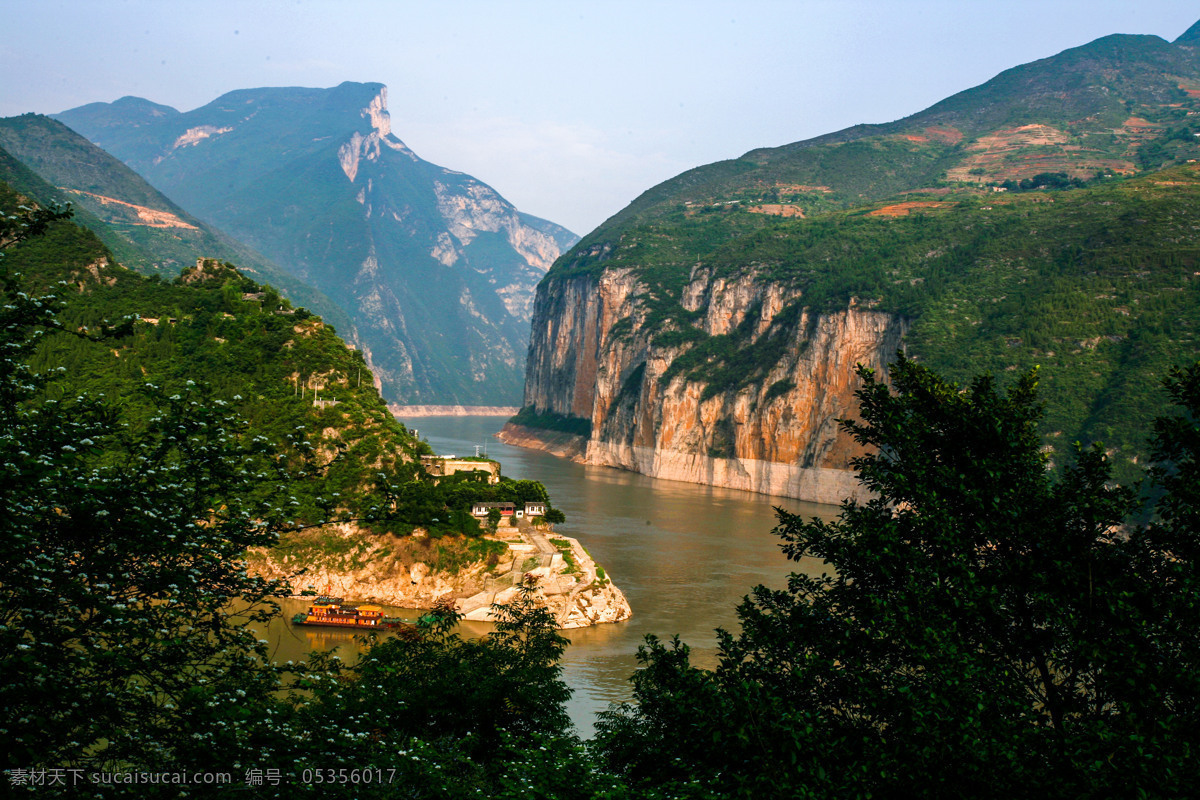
[
  {"left": 607, "top": 315, "right": 635, "bottom": 341},
  {"left": 651, "top": 326, "right": 705, "bottom": 348},
  {"left": 998, "top": 171, "right": 1092, "bottom": 192},
  {"left": 596, "top": 355, "right": 1200, "bottom": 799},
  {"left": 510, "top": 405, "right": 593, "bottom": 437},
  {"left": 0, "top": 202, "right": 299, "bottom": 777},
  {"left": 763, "top": 378, "right": 796, "bottom": 402},
  {"left": 386, "top": 469, "right": 556, "bottom": 536}
]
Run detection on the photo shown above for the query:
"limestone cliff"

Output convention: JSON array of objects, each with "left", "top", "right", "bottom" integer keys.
[{"left": 504, "top": 267, "right": 907, "bottom": 504}]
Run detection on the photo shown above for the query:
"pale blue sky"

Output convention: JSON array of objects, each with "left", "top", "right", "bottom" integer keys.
[{"left": 3, "top": 1, "right": 1198, "bottom": 234}]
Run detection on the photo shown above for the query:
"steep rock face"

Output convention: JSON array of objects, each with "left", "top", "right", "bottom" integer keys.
[
  {"left": 510, "top": 268, "right": 907, "bottom": 503},
  {"left": 56, "top": 82, "right": 578, "bottom": 405}
]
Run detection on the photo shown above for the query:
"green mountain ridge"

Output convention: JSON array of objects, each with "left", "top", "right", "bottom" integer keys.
[
  {"left": 55, "top": 81, "right": 579, "bottom": 406},
  {"left": 521, "top": 16, "right": 1200, "bottom": 485},
  {"left": 0, "top": 177, "right": 416, "bottom": 524},
  {"left": 585, "top": 27, "right": 1200, "bottom": 241}
]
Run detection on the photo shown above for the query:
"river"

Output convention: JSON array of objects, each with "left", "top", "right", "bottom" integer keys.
[{"left": 268, "top": 416, "right": 839, "bottom": 737}]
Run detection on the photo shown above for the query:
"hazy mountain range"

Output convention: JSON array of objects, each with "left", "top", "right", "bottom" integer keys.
[{"left": 52, "top": 81, "right": 577, "bottom": 406}]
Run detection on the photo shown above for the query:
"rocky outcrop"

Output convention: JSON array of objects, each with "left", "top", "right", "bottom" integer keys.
[
  {"left": 247, "top": 522, "right": 629, "bottom": 629},
  {"left": 513, "top": 267, "right": 908, "bottom": 504},
  {"left": 496, "top": 423, "right": 587, "bottom": 460},
  {"left": 458, "top": 530, "right": 631, "bottom": 629}
]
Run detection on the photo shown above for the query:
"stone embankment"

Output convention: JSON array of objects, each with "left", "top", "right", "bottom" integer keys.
[
  {"left": 456, "top": 521, "right": 631, "bottom": 628},
  {"left": 248, "top": 521, "right": 629, "bottom": 630}
]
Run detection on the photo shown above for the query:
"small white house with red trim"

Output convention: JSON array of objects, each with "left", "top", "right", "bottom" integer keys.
[
  {"left": 470, "top": 500, "right": 549, "bottom": 519},
  {"left": 471, "top": 501, "right": 516, "bottom": 518}
]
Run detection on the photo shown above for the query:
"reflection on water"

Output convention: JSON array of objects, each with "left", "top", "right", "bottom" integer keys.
[{"left": 265, "top": 416, "right": 839, "bottom": 737}]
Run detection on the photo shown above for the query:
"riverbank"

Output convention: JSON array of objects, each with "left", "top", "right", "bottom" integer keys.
[
  {"left": 468, "top": 523, "right": 631, "bottom": 628},
  {"left": 497, "top": 422, "right": 587, "bottom": 459},
  {"left": 247, "top": 520, "right": 630, "bottom": 629},
  {"left": 391, "top": 404, "right": 520, "bottom": 417},
  {"left": 327, "top": 414, "right": 835, "bottom": 736},
  {"left": 497, "top": 421, "right": 864, "bottom": 505}
]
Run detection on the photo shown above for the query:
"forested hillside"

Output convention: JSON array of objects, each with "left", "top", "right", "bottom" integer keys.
[
  {"left": 0, "top": 178, "right": 417, "bottom": 525},
  {"left": 0, "top": 115, "right": 356, "bottom": 338},
  {"left": 514, "top": 23, "right": 1200, "bottom": 495}
]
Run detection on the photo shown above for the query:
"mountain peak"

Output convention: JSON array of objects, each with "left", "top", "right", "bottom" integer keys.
[
  {"left": 1176, "top": 18, "right": 1200, "bottom": 44},
  {"left": 326, "top": 82, "right": 391, "bottom": 136},
  {"left": 110, "top": 95, "right": 179, "bottom": 113},
  {"left": 363, "top": 84, "right": 390, "bottom": 137}
]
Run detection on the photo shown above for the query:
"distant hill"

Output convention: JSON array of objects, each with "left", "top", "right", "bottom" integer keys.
[
  {"left": 584, "top": 29, "right": 1200, "bottom": 241},
  {"left": 0, "top": 115, "right": 356, "bottom": 338},
  {"left": 56, "top": 82, "right": 579, "bottom": 406}
]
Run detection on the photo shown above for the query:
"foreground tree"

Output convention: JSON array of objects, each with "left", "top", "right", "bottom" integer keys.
[
  {"left": 282, "top": 581, "right": 633, "bottom": 799},
  {"left": 0, "top": 204, "right": 307, "bottom": 785},
  {"left": 597, "top": 354, "right": 1200, "bottom": 799},
  {"left": 1, "top": 201, "right": 611, "bottom": 798}
]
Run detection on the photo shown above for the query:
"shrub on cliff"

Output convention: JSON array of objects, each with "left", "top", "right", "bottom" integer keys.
[{"left": 596, "top": 354, "right": 1200, "bottom": 799}]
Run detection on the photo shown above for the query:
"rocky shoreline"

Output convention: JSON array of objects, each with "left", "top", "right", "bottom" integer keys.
[
  {"left": 497, "top": 421, "right": 865, "bottom": 506},
  {"left": 497, "top": 422, "right": 587, "bottom": 460},
  {"left": 248, "top": 521, "right": 630, "bottom": 630},
  {"left": 390, "top": 404, "right": 520, "bottom": 417}
]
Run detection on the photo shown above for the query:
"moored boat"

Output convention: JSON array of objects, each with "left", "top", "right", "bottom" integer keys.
[{"left": 291, "top": 601, "right": 391, "bottom": 629}]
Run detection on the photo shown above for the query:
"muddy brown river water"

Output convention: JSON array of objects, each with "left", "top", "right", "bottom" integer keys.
[{"left": 264, "top": 416, "right": 838, "bottom": 737}]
